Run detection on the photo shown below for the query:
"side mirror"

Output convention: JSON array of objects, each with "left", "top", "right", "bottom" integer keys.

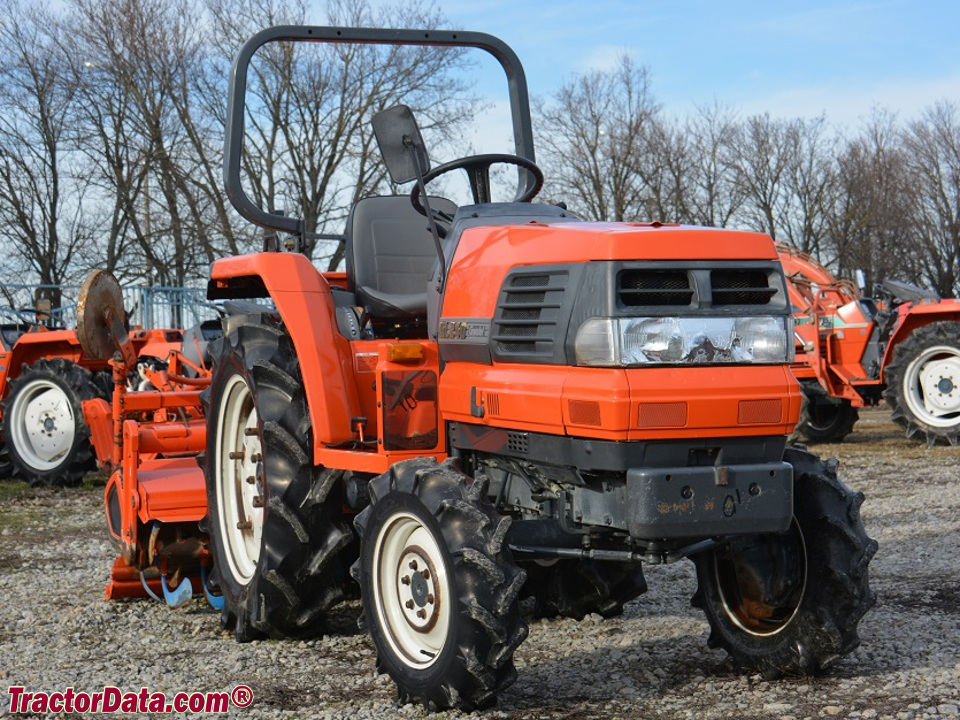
[
  {"left": 372, "top": 105, "right": 430, "bottom": 184},
  {"left": 854, "top": 269, "right": 866, "bottom": 293}
]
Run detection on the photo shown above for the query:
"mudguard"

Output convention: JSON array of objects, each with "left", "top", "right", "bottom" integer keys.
[{"left": 208, "top": 252, "right": 360, "bottom": 456}]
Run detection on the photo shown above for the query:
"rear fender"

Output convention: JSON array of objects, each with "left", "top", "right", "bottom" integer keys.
[
  {"left": 3, "top": 330, "right": 89, "bottom": 388},
  {"left": 880, "top": 303, "right": 960, "bottom": 381},
  {"left": 209, "top": 253, "right": 360, "bottom": 455}
]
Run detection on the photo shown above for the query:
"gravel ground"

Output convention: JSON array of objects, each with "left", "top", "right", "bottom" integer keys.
[{"left": 0, "top": 406, "right": 958, "bottom": 719}]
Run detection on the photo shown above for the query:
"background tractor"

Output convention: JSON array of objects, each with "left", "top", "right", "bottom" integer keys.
[
  {"left": 780, "top": 244, "right": 960, "bottom": 444},
  {"left": 0, "top": 306, "right": 182, "bottom": 485},
  {"left": 86, "top": 26, "right": 876, "bottom": 712}
]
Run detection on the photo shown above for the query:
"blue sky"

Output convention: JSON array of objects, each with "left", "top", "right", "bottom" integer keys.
[{"left": 433, "top": 0, "right": 960, "bottom": 130}]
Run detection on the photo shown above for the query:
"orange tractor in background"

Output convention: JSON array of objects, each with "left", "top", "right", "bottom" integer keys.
[
  {"left": 780, "top": 244, "right": 960, "bottom": 444},
  {"left": 87, "top": 26, "right": 876, "bottom": 712},
  {"left": 0, "top": 309, "right": 182, "bottom": 485}
]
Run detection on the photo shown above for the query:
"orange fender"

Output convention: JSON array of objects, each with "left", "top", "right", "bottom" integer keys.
[{"left": 209, "top": 253, "right": 360, "bottom": 458}]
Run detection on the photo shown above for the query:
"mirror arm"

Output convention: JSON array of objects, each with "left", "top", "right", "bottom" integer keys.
[{"left": 405, "top": 139, "right": 447, "bottom": 290}]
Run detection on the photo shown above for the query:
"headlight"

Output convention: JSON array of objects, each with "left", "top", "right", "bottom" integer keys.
[{"left": 575, "top": 316, "right": 792, "bottom": 367}]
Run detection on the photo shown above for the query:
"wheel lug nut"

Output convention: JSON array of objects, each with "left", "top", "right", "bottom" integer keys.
[
  {"left": 420, "top": 569, "right": 430, "bottom": 580},
  {"left": 252, "top": 496, "right": 264, "bottom": 508},
  {"left": 409, "top": 560, "right": 418, "bottom": 571},
  {"left": 228, "top": 450, "right": 245, "bottom": 460},
  {"left": 401, "top": 575, "right": 411, "bottom": 585},
  {"left": 405, "top": 599, "right": 414, "bottom": 609},
  {"left": 426, "top": 594, "right": 434, "bottom": 604},
  {"left": 416, "top": 609, "right": 427, "bottom": 619}
]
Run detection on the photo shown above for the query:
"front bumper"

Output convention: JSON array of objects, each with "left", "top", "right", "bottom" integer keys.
[{"left": 625, "top": 462, "right": 793, "bottom": 539}]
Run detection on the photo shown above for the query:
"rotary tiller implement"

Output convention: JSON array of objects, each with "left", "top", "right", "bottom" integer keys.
[{"left": 76, "top": 270, "right": 217, "bottom": 608}]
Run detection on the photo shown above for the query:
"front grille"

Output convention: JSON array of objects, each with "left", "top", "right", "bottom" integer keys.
[
  {"left": 492, "top": 271, "right": 568, "bottom": 357},
  {"left": 500, "top": 307, "right": 541, "bottom": 321},
  {"left": 619, "top": 270, "right": 693, "bottom": 307},
  {"left": 510, "top": 274, "right": 550, "bottom": 287},
  {"left": 711, "top": 269, "right": 777, "bottom": 306}
]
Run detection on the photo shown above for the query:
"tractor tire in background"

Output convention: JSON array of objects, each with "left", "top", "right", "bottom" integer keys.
[
  {"left": 521, "top": 559, "right": 648, "bottom": 620},
  {"left": 354, "top": 457, "right": 527, "bottom": 711},
  {"left": 690, "top": 446, "right": 877, "bottom": 678},
  {"left": 203, "top": 315, "right": 353, "bottom": 642},
  {"left": 0, "top": 358, "right": 105, "bottom": 486},
  {"left": 791, "top": 383, "right": 860, "bottom": 443},
  {"left": 0, "top": 444, "right": 12, "bottom": 479},
  {"left": 883, "top": 321, "right": 960, "bottom": 445}
]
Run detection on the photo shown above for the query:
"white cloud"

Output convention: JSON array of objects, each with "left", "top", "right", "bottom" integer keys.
[
  {"left": 577, "top": 45, "right": 636, "bottom": 74},
  {"left": 732, "top": 71, "right": 960, "bottom": 128}
]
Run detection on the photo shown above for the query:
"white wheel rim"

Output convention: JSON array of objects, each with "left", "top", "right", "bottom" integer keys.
[
  {"left": 904, "top": 345, "right": 960, "bottom": 427},
  {"left": 372, "top": 511, "right": 451, "bottom": 669},
  {"left": 215, "top": 374, "right": 263, "bottom": 582},
  {"left": 714, "top": 520, "right": 807, "bottom": 638},
  {"left": 8, "top": 379, "right": 75, "bottom": 471}
]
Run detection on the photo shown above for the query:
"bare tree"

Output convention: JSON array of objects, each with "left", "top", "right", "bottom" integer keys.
[
  {"left": 63, "top": 5, "right": 151, "bottom": 279},
  {"left": 684, "top": 102, "right": 745, "bottom": 228},
  {"left": 205, "top": 0, "right": 478, "bottom": 270},
  {"left": 7, "top": 0, "right": 959, "bottom": 308},
  {"left": 829, "top": 111, "right": 915, "bottom": 289},
  {"left": 537, "top": 55, "right": 661, "bottom": 221},
  {"left": 781, "top": 116, "right": 838, "bottom": 259},
  {"left": 0, "top": 3, "right": 92, "bottom": 310},
  {"left": 902, "top": 101, "right": 960, "bottom": 297},
  {"left": 65, "top": 0, "right": 236, "bottom": 287},
  {"left": 641, "top": 117, "right": 695, "bottom": 223},
  {"left": 727, "top": 114, "right": 799, "bottom": 243}
]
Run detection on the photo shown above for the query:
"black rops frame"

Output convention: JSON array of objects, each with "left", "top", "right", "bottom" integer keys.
[{"left": 223, "top": 25, "right": 537, "bottom": 239}]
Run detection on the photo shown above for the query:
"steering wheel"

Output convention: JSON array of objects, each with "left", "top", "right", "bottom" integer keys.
[{"left": 410, "top": 153, "right": 544, "bottom": 216}]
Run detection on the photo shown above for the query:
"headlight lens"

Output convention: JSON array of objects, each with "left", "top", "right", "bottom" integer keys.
[{"left": 575, "top": 315, "right": 791, "bottom": 367}]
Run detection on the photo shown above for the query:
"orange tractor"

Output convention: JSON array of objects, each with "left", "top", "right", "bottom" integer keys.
[
  {"left": 90, "top": 26, "right": 876, "bottom": 711},
  {"left": 0, "top": 307, "right": 182, "bottom": 485},
  {"left": 780, "top": 244, "right": 960, "bottom": 444}
]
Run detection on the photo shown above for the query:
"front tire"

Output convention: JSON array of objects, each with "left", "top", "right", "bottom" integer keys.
[
  {"left": 204, "top": 316, "right": 352, "bottom": 641},
  {"left": 883, "top": 321, "right": 960, "bottom": 445},
  {"left": 354, "top": 458, "right": 527, "bottom": 711},
  {"left": 792, "top": 384, "right": 860, "bottom": 443},
  {"left": 0, "top": 358, "right": 105, "bottom": 486},
  {"left": 691, "top": 446, "right": 877, "bottom": 678},
  {"left": 521, "top": 559, "right": 647, "bottom": 620}
]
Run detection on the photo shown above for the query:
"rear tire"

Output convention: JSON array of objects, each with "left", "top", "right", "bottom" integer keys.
[
  {"left": 354, "top": 457, "right": 527, "bottom": 711},
  {"left": 792, "top": 384, "right": 860, "bottom": 443},
  {"left": 691, "top": 446, "right": 877, "bottom": 678},
  {"left": 0, "top": 444, "right": 12, "bottom": 479},
  {"left": 883, "top": 321, "right": 960, "bottom": 445},
  {"left": 204, "top": 316, "right": 352, "bottom": 641},
  {"left": 0, "top": 358, "right": 104, "bottom": 486},
  {"left": 521, "top": 559, "right": 647, "bottom": 620}
]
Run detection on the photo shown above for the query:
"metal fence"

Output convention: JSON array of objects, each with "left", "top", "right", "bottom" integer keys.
[{"left": 0, "top": 282, "right": 220, "bottom": 330}]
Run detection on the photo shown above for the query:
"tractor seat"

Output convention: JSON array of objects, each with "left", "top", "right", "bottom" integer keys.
[{"left": 346, "top": 195, "right": 457, "bottom": 320}]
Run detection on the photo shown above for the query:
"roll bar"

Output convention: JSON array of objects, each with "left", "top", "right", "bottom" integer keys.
[{"left": 223, "top": 25, "right": 536, "bottom": 236}]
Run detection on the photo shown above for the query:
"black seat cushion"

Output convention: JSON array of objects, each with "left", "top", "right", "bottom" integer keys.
[{"left": 346, "top": 195, "right": 457, "bottom": 318}]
